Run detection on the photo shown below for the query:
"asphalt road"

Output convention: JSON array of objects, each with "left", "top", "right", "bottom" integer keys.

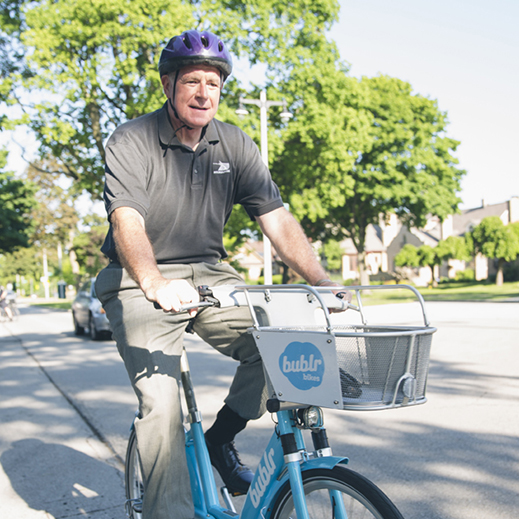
[{"left": 0, "top": 298, "right": 518, "bottom": 518}]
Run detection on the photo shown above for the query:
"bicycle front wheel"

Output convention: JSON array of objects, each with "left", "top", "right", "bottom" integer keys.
[
  {"left": 10, "top": 303, "right": 20, "bottom": 319},
  {"left": 125, "top": 427, "right": 143, "bottom": 519},
  {"left": 270, "top": 466, "right": 404, "bottom": 519}
]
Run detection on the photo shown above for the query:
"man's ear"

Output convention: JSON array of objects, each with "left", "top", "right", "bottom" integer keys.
[{"left": 160, "top": 75, "right": 171, "bottom": 97}]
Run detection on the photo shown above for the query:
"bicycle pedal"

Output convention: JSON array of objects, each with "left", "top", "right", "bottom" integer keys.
[{"left": 125, "top": 498, "right": 143, "bottom": 515}]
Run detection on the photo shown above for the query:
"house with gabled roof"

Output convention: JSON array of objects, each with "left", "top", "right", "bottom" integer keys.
[
  {"left": 340, "top": 196, "right": 519, "bottom": 285},
  {"left": 232, "top": 197, "right": 519, "bottom": 286}
]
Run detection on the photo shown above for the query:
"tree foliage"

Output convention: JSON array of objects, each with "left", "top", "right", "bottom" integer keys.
[
  {"left": 470, "top": 216, "right": 519, "bottom": 286},
  {"left": 2, "top": 0, "right": 340, "bottom": 197},
  {"left": 24, "top": 160, "right": 79, "bottom": 249},
  {"left": 394, "top": 243, "right": 439, "bottom": 285},
  {"left": 72, "top": 224, "right": 109, "bottom": 277},
  {"left": 435, "top": 235, "right": 471, "bottom": 264},
  {"left": 2, "top": 0, "right": 466, "bottom": 286},
  {"left": 394, "top": 243, "right": 420, "bottom": 269},
  {"left": 394, "top": 238, "right": 471, "bottom": 286},
  {"left": 0, "top": 245, "right": 41, "bottom": 281},
  {"left": 0, "top": 149, "right": 38, "bottom": 253},
  {"left": 273, "top": 73, "right": 464, "bottom": 283}
]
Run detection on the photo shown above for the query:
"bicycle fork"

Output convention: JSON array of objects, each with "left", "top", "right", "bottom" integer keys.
[
  {"left": 274, "top": 410, "right": 349, "bottom": 519},
  {"left": 276, "top": 410, "right": 311, "bottom": 519}
]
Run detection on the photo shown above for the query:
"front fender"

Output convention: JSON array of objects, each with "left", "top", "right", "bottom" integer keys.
[
  {"left": 300, "top": 455, "right": 349, "bottom": 471},
  {"left": 241, "top": 456, "right": 349, "bottom": 518}
]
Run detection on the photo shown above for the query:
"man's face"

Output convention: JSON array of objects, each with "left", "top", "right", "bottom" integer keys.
[{"left": 162, "top": 64, "right": 222, "bottom": 130}]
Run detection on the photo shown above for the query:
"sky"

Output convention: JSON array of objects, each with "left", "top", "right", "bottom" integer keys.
[
  {"left": 327, "top": 0, "right": 519, "bottom": 210},
  {"left": 3, "top": 0, "right": 518, "bottom": 213}
]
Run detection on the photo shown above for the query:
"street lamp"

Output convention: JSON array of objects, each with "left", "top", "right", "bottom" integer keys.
[{"left": 236, "top": 90, "right": 292, "bottom": 284}]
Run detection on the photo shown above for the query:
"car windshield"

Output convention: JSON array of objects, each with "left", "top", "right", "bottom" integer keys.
[{"left": 79, "top": 281, "right": 92, "bottom": 296}]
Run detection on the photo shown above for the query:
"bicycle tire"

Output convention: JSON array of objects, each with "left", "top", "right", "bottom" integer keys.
[
  {"left": 125, "top": 427, "right": 144, "bottom": 519},
  {"left": 9, "top": 302, "right": 20, "bottom": 319},
  {"left": 270, "top": 466, "right": 404, "bottom": 519},
  {"left": 89, "top": 314, "right": 100, "bottom": 340},
  {"left": 72, "top": 311, "right": 85, "bottom": 335}
]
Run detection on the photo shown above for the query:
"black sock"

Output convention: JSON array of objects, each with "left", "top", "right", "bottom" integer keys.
[{"left": 205, "top": 404, "right": 249, "bottom": 445}]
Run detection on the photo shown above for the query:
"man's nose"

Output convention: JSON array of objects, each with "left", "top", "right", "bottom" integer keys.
[{"left": 196, "top": 81, "right": 209, "bottom": 99}]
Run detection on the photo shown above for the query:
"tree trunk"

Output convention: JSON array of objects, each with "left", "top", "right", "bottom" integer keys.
[
  {"left": 496, "top": 258, "right": 505, "bottom": 286},
  {"left": 430, "top": 265, "right": 438, "bottom": 287},
  {"left": 358, "top": 251, "right": 370, "bottom": 286}
]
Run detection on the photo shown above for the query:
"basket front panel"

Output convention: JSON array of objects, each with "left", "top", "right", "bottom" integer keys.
[{"left": 252, "top": 330, "right": 343, "bottom": 409}]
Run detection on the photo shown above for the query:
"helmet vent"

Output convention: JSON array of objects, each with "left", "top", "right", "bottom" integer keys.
[
  {"left": 183, "top": 35, "right": 193, "bottom": 50},
  {"left": 218, "top": 41, "right": 223, "bottom": 52},
  {"left": 201, "top": 36, "right": 209, "bottom": 47}
]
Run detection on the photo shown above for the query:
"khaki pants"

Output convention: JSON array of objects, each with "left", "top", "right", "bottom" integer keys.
[{"left": 96, "top": 262, "right": 267, "bottom": 519}]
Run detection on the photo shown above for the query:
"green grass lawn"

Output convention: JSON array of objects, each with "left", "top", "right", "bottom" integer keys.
[
  {"left": 23, "top": 299, "right": 72, "bottom": 310},
  {"left": 355, "top": 281, "right": 519, "bottom": 306},
  {"left": 23, "top": 281, "right": 519, "bottom": 310}
]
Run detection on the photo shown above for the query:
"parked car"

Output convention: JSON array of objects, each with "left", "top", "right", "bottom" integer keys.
[{"left": 72, "top": 278, "right": 111, "bottom": 340}]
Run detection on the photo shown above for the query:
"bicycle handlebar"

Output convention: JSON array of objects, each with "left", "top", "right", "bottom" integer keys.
[{"left": 153, "top": 284, "right": 356, "bottom": 317}]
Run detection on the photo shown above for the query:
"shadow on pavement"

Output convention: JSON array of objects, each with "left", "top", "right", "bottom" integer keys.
[{"left": 1, "top": 439, "right": 125, "bottom": 518}]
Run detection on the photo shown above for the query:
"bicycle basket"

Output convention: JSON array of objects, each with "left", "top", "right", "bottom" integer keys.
[
  {"left": 238, "top": 284, "right": 436, "bottom": 411},
  {"left": 252, "top": 324, "right": 434, "bottom": 411},
  {"left": 334, "top": 324, "right": 433, "bottom": 409}
]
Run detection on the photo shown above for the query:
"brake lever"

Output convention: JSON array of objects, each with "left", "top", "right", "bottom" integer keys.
[{"left": 152, "top": 285, "right": 220, "bottom": 311}]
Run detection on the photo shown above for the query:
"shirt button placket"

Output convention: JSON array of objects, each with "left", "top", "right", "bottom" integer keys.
[{"left": 192, "top": 153, "right": 203, "bottom": 187}]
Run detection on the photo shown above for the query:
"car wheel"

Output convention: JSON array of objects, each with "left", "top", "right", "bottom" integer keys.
[
  {"left": 89, "top": 314, "right": 100, "bottom": 341},
  {"left": 73, "top": 312, "right": 85, "bottom": 336}
]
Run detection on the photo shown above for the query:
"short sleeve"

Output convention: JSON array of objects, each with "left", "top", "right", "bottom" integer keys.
[{"left": 103, "top": 133, "right": 149, "bottom": 219}]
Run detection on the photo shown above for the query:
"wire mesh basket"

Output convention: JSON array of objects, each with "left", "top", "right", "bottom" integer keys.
[
  {"left": 235, "top": 284, "right": 436, "bottom": 412},
  {"left": 334, "top": 324, "right": 433, "bottom": 410}
]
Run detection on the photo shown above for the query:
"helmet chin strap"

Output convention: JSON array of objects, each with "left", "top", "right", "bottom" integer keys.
[
  {"left": 168, "top": 97, "right": 194, "bottom": 133},
  {"left": 163, "top": 96, "right": 194, "bottom": 157},
  {"left": 169, "top": 70, "right": 194, "bottom": 133}
]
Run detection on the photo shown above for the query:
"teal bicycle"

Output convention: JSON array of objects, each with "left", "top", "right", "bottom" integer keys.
[{"left": 125, "top": 284, "right": 436, "bottom": 519}]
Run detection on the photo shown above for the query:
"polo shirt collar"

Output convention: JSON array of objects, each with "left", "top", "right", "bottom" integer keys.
[{"left": 157, "top": 102, "right": 220, "bottom": 153}]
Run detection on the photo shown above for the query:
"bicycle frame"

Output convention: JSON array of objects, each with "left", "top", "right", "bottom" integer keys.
[{"left": 181, "top": 349, "right": 349, "bottom": 519}]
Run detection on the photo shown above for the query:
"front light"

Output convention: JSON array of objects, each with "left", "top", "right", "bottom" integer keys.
[{"left": 297, "top": 406, "right": 324, "bottom": 429}]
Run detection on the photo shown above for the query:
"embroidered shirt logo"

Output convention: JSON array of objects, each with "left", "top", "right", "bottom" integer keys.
[{"left": 213, "top": 161, "right": 230, "bottom": 174}]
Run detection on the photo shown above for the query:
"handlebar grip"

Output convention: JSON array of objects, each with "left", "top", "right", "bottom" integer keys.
[{"left": 153, "top": 301, "right": 214, "bottom": 312}]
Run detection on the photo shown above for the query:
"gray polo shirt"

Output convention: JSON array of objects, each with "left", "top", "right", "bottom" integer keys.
[{"left": 101, "top": 103, "right": 284, "bottom": 264}]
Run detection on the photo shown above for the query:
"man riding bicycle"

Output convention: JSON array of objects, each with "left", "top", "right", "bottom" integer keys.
[{"left": 97, "top": 29, "right": 345, "bottom": 519}]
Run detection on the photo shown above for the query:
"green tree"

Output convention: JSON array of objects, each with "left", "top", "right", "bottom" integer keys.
[
  {"left": 321, "top": 239, "right": 343, "bottom": 272},
  {"left": 394, "top": 243, "right": 439, "bottom": 286},
  {"left": 274, "top": 74, "right": 464, "bottom": 285},
  {"left": 470, "top": 216, "right": 519, "bottom": 286},
  {"left": 0, "top": 149, "right": 38, "bottom": 253},
  {"left": 435, "top": 235, "right": 471, "bottom": 264},
  {"left": 25, "top": 160, "right": 79, "bottom": 249},
  {"left": 394, "top": 244, "right": 420, "bottom": 270},
  {"left": 3, "top": 0, "right": 340, "bottom": 198},
  {"left": 71, "top": 224, "right": 109, "bottom": 279},
  {"left": 435, "top": 234, "right": 471, "bottom": 279},
  {"left": 0, "top": 245, "right": 41, "bottom": 286},
  {"left": 416, "top": 245, "right": 440, "bottom": 287}
]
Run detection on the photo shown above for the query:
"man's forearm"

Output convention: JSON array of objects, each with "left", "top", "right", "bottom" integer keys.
[
  {"left": 110, "top": 207, "right": 199, "bottom": 312},
  {"left": 257, "top": 208, "right": 329, "bottom": 286},
  {"left": 111, "top": 207, "right": 163, "bottom": 294}
]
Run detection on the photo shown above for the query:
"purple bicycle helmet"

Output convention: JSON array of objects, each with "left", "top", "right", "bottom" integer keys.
[{"left": 158, "top": 30, "right": 233, "bottom": 80}]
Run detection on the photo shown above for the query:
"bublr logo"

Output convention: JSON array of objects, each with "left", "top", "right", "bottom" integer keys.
[{"left": 279, "top": 341, "right": 325, "bottom": 390}]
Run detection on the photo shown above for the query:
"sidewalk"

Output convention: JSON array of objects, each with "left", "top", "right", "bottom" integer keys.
[{"left": 0, "top": 323, "right": 126, "bottom": 519}]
